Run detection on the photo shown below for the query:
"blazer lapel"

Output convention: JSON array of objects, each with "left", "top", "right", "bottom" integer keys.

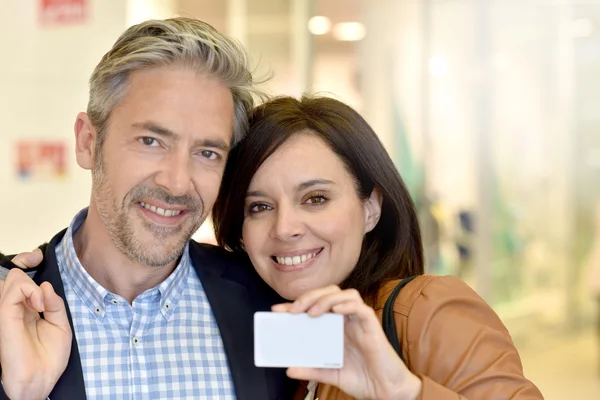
[
  {"left": 189, "top": 243, "right": 288, "bottom": 400},
  {"left": 35, "top": 230, "right": 87, "bottom": 400}
]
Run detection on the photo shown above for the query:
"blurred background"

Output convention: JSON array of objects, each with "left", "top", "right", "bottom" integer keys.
[{"left": 1, "top": 0, "right": 599, "bottom": 397}]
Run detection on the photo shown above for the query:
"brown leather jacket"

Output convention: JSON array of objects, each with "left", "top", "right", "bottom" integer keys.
[{"left": 294, "top": 275, "right": 544, "bottom": 399}]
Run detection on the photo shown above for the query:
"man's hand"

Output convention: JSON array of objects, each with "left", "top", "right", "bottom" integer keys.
[
  {"left": 0, "top": 253, "right": 71, "bottom": 400},
  {"left": 0, "top": 248, "right": 44, "bottom": 313},
  {"left": 10, "top": 249, "right": 44, "bottom": 270}
]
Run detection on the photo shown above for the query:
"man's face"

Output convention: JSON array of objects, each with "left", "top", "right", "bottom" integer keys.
[{"left": 90, "top": 64, "right": 234, "bottom": 267}]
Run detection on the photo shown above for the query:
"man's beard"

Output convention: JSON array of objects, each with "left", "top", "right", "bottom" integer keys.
[{"left": 91, "top": 157, "right": 204, "bottom": 267}]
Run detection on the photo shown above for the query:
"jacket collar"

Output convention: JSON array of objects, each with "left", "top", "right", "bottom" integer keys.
[
  {"left": 188, "top": 241, "right": 291, "bottom": 400},
  {"left": 35, "top": 229, "right": 87, "bottom": 399}
]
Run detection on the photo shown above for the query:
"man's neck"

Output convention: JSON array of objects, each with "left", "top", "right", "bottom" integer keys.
[{"left": 73, "top": 206, "right": 178, "bottom": 304}]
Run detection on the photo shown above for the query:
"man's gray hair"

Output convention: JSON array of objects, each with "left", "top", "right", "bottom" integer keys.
[{"left": 88, "top": 17, "right": 260, "bottom": 151}]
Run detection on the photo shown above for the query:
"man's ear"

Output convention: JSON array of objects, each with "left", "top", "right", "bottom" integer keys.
[
  {"left": 74, "top": 112, "right": 97, "bottom": 170},
  {"left": 364, "top": 187, "right": 383, "bottom": 233}
]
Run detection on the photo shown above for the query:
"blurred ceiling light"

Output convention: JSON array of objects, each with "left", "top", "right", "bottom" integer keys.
[
  {"left": 572, "top": 18, "right": 594, "bottom": 38},
  {"left": 308, "top": 16, "right": 331, "bottom": 35},
  {"left": 429, "top": 56, "right": 449, "bottom": 76},
  {"left": 333, "top": 22, "right": 366, "bottom": 41}
]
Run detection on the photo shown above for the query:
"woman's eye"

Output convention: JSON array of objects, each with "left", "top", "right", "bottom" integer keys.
[
  {"left": 249, "top": 203, "right": 272, "bottom": 213},
  {"left": 306, "top": 196, "right": 327, "bottom": 204}
]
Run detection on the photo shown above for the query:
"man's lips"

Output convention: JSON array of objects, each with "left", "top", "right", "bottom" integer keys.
[{"left": 139, "top": 201, "right": 186, "bottom": 217}]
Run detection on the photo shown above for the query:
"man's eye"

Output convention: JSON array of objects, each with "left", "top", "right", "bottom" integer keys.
[
  {"left": 140, "top": 137, "right": 158, "bottom": 146},
  {"left": 200, "top": 150, "right": 218, "bottom": 160}
]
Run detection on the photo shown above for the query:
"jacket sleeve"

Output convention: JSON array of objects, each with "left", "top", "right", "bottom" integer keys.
[
  {"left": 0, "top": 384, "right": 10, "bottom": 400},
  {"left": 0, "top": 383, "right": 50, "bottom": 400},
  {"left": 402, "top": 276, "right": 544, "bottom": 400}
]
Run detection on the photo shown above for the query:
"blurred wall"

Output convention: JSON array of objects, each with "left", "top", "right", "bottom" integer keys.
[{"left": 0, "top": 0, "right": 174, "bottom": 253}]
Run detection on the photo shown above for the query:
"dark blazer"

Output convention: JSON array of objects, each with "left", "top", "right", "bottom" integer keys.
[{"left": 0, "top": 230, "right": 295, "bottom": 400}]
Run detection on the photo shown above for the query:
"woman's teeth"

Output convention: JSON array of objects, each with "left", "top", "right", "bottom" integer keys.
[
  {"left": 275, "top": 251, "right": 319, "bottom": 266},
  {"left": 140, "top": 202, "right": 182, "bottom": 217}
]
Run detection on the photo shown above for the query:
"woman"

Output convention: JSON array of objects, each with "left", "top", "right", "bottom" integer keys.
[{"left": 212, "top": 96, "right": 544, "bottom": 399}]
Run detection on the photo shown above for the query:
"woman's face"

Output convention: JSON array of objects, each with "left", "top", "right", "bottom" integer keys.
[{"left": 242, "top": 133, "right": 381, "bottom": 300}]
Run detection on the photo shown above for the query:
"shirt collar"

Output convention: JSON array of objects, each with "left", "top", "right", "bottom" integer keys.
[
  {"left": 57, "top": 207, "right": 191, "bottom": 321},
  {"left": 156, "top": 243, "right": 190, "bottom": 320}
]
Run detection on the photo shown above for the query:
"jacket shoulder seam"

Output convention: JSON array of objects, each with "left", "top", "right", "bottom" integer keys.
[{"left": 392, "top": 274, "right": 438, "bottom": 316}]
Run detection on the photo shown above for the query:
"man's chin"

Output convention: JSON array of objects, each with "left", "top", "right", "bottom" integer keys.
[
  {"left": 124, "top": 229, "right": 189, "bottom": 267},
  {"left": 124, "top": 214, "right": 196, "bottom": 266},
  {"left": 129, "top": 243, "right": 186, "bottom": 268}
]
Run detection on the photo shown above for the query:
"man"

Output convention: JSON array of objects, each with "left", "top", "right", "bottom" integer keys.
[{"left": 0, "top": 17, "right": 292, "bottom": 400}]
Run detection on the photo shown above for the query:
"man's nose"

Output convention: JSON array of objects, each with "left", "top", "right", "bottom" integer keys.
[{"left": 154, "top": 151, "right": 193, "bottom": 197}]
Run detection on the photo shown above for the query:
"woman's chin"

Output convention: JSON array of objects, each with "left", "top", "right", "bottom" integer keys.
[
  {"left": 275, "top": 287, "right": 302, "bottom": 302},
  {"left": 274, "top": 281, "right": 316, "bottom": 302},
  {"left": 269, "top": 274, "right": 336, "bottom": 302}
]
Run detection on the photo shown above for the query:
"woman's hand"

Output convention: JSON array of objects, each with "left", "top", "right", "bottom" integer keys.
[{"left": 272, "top": 286, "right": 422, "bottom": 400}]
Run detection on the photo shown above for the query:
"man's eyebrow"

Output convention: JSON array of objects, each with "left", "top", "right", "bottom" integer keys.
[
  {"left": 132, "top": 122, "right": 230, "bottom": 151},
  {"left": 132, "top": 122, "right": 179, "bottom": 140},
  {"left": 192, "top": 138, "right": 230, "bottom": 152}
]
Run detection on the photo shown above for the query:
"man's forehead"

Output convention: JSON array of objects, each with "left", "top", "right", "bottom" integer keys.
[{"left": 107, "top": 66, "right": 235, "bottom": 142}]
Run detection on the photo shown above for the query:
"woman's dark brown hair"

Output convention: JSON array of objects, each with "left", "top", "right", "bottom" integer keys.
[{"left": 212, "top": 95, "right": 424, "bottom": 304}]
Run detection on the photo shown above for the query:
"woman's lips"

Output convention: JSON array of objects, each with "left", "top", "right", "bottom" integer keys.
[{"left": 271, "top": 248, "right": 323, "bottom": 272}]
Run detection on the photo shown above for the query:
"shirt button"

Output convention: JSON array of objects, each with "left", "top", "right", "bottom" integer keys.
[
  {"left": 95, "top": 307, "right": 101, "bottom": 314},
  {"left": 133, "top": 337, "right": 140, "bottom": 346},
  {"left": 111, "top": 299, "right": 119, "bottom": 305}
]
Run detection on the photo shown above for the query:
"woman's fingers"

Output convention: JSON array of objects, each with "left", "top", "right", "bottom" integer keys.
[
  {"left": 271, "top": 303, "right": 292, "bottom": 312},
  {"left": 272, "top": 286, "right": 341, "bottom": 313},
  {"left": 287, "top": 367, "right": 338, "bottom": 386},
  {"left": 332, "top": 301, "right": 378, "bottom": 326},
  {"left": 273, "top": 288, "right": 370, "bottom": 320},
  {"left": 304, "top": 288, "right": 363, "bottom": 317},
  {"left": 287, "top": 285, "right": 342, "bottom": 314}
]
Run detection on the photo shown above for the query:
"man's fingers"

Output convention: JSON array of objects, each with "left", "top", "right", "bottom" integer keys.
[
  {"left": 40, "top": 282, "right": 71, "bottom": 334},
  {"left": 11, "top": 249, "right": 43, "bottom": 270},
  {"left": 1, "top": 269, "right": 45, "bottom": 312}
]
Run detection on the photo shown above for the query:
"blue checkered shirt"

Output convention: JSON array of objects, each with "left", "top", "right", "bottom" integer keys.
[{"left": 55, "top": 209, "right": 236, "bottom": 399}]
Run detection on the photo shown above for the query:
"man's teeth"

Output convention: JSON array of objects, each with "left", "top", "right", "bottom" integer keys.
[
  {"left": 140, "top": 202, "right": 182, "bottom": 217},
  {"left": 275, "top": 251, "right": 318, "bottom": 266}
]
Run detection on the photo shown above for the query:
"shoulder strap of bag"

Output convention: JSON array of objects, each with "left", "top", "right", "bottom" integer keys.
[{"left": 382, "top": 275, "right": 418, "bottom": 361}]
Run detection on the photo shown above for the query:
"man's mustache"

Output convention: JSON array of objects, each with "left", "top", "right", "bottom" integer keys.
[{"left": 128, "top": 186, "right": 202, "bottom": 212}]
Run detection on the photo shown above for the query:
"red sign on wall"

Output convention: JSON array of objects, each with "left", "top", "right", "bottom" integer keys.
[
  {"left": 16, "top": 141, "right": 68, "bottom": 181},
  {"left": 39, "top": 0, "right": 87, "bottom": 26}
]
